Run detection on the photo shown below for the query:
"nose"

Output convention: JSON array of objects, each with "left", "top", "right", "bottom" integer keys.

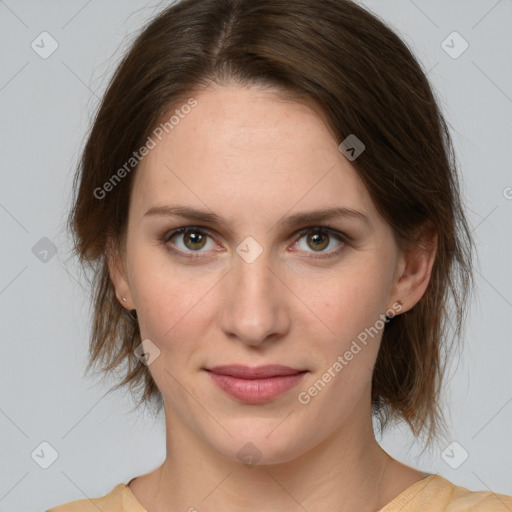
[{"left": 219, "top": 246, "right": 291, "bottom": 346}]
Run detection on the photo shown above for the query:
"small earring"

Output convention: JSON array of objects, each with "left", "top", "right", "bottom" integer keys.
[
  {"left": 121, "top": 297, "right": 137, "bottom": 321},
  {"left": 385, "top": 299, "right": 404, "bottom": 321}
]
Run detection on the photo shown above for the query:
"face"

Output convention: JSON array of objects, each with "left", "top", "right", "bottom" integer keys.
[{"left": 111, "top": 83, "right": 418, "bottom": 466}]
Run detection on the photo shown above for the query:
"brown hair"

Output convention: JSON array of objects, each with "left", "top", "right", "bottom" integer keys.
[{"left": 69, "top": 0, "right": 474, "bottom": 448}]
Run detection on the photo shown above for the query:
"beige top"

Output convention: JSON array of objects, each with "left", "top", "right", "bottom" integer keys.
[{"left": 46, "top": 473, "right": 512, "bottom": 511}]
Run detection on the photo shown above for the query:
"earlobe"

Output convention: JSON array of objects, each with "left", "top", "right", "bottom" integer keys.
[
  {"left": 389, "top": 226, "right": 438, "bottom": 314},
  {"left": 106, "top": 237, "right": 134, "bottom": 309}
]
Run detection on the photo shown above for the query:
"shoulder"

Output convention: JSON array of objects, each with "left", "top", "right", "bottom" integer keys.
[
  {"left": 381, "top": 474, "right": 512, "bottom": 511},
  {"left": 444, "top": 476, "right": 512, "bottom": 512},
  {"left": 46, "top": 483, "right": 146, "bottom": 512}
]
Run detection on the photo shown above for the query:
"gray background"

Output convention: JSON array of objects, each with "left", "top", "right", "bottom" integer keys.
[{"left": 1, "top": 0, "right": 511, "bottom": 510}]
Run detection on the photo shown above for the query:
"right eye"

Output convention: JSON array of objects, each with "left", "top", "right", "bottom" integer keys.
[{"left": 163, "top": 226, "right": 219, "bottom": 258}]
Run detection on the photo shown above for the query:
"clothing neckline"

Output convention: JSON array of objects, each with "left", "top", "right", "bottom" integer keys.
[{"left": 121, "top": 473, "right": 438, "bottom": 512}]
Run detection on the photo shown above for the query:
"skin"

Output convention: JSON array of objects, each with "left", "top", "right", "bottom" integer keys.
[{"left": 109, "top": 82, "right": 437, "bottom": 512}]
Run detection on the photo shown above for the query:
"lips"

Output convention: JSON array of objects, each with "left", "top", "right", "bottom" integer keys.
[
  {"left": 205, "top": 365, "right": 308, "bottom": 403},
  {"left": 206, "top": 364, "right": 306, "bottom": 379}
]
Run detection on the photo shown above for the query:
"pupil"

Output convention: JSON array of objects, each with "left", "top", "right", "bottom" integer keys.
[
  {"left": 309, "top": 232, "right": 328, "bottom": 251},
  {"left": 186, "top": 232, "right": 205, "bottom": 250}
]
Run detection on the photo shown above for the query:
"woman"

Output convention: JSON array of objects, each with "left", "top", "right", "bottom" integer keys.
[{"left": 47, "top": 0, "right": 512, "bottom": 510}]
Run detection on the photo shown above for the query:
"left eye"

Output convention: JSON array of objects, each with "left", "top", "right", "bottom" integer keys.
[{"left": 293, "top": 227, "right": 346, "bottom": 256}]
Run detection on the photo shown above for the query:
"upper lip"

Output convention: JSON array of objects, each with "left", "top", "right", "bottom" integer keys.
[{"left": 206, "top": 365, "right": 307, "bottom": 379}]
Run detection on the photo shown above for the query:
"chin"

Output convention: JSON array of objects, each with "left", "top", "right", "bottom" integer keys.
[{"left": 209, "top": 423, "right": 314, "bottom": 468}]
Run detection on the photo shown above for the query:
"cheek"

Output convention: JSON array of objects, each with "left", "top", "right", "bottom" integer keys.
[
  {"left": 302, "top": 268, "right": 391, "bottom": 398},
  {"left": 300, "top": 274, "right": 389, "bottom": 403},
  {"left": 313, "top": 266, "right": 390, "bottom": 343},
  {"left": 128, "top": 258, "right": 218, "bottom": 401},
  {"left": 128, "top": 246, "right": 220, "bottom": 354}
]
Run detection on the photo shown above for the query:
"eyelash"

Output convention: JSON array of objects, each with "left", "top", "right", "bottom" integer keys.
[{"left": 161, "top": 225, "right": 351, "bottom": 261}]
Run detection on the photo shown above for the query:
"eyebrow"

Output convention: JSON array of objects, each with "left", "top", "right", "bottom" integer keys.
[{"left": 143, "top": 204, "right": 370, "bottom": 228}]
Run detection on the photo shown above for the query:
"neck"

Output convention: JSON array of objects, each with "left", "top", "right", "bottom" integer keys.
[{"left": 144, "top": 403, "right": 396, "bottom": 512}]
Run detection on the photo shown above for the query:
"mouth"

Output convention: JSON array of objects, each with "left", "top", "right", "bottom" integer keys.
[
  {"left": 204, "top": 365, "right": 309, "bottom": 403},
  {"left": 205, "top": 364, "right": 308, "bottom": 379}
]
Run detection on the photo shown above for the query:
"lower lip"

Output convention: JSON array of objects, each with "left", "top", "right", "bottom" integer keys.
[{"left": 206, "top": 371, "right": 307, "bottom": 404}]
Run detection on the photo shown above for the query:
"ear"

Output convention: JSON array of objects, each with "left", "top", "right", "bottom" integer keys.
[
  {"left": 106, "top": 236, "right": 135, "bottom": 310},
  {"left": 387, "top": 223, "right": 438, "bottom": 314}
]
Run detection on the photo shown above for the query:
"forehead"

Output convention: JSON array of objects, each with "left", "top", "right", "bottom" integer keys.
[{"left": 130, "top": 84, "right": 375, "bottom": 223}]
